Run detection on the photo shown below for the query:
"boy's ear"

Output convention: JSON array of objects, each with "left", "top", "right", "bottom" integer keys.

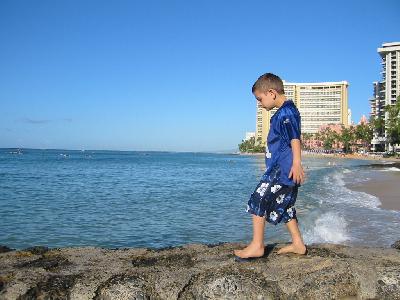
[{"left": 269, "top": 89, "right": 277, "bottom": 100}]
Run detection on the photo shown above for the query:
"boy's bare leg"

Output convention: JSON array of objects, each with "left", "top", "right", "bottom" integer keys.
[
  {"left": 234, "top": 215, "right": 265, "bottom": 258},
  {"left": 277, "top": 218, "right": 306, "bottom": 254}
]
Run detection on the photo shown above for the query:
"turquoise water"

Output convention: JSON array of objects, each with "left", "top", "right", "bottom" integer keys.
[{"left": 1, "top": 148, "right": 399, "bottom": 250}]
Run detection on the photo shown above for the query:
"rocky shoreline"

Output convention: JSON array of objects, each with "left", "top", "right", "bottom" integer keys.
[{"left": 1, "top": 241, "right": 400, "bottom": 299}]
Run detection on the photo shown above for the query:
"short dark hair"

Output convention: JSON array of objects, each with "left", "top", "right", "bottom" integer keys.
[{"left": 252, "top": 73, "right": 285, "bottom": 94}]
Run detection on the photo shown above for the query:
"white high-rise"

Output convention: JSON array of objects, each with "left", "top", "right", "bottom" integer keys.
[{"left": 370, "top": 42, "right": 400, "bottom": 151}]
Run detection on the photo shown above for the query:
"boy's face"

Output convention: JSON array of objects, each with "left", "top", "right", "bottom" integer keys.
[{"left": 253, "top": 89, "right": 276, "bottom": 111}]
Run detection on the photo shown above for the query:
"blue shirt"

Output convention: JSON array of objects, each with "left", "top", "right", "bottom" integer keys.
[{"left": 264, "top": 100, "right": 301, "bottom": 186}]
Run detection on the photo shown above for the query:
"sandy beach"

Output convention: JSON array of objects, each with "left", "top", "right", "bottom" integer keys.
[
  {"left": 302, "top": 152, "right": 400, "bottom": 162},
  {"left": 346, "top": 165, "right": 400, "bottom": 211},
  {"left": 240, "top": 151, "right": 400, "bottom": 162}
]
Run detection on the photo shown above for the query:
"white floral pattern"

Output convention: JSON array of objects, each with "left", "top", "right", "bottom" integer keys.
[
  {"left": 256, "top": 182, "right": 269, "bottom": 197},
  {"left": 269, "top": 211, "right": 278, "bottom": 221},
  {"left": 287, "top": 207, "right": 294, "bottom": 218},
  {"left": 276, "top": 194, "right": 285, "bottom": 204},
  {"left": 270, "top": 184, "right": 282, "bottom": 194}
]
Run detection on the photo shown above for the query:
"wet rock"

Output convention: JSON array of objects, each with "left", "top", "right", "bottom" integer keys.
[
  {"left": 205, "top": 242, "right": 228, "bottom": 248},
  {"left": 392, "top": 240, "right": 400, "bottom": 250},
  {"left": 0, "top": 245, "right": 14, "bottom": 253},
  {"left": 22, "top": 246, "right": 49, "bottom": 255}
]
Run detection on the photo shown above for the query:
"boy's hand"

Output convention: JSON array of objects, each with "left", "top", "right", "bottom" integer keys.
[{"left": 289, "top": 162, "right": 305, "bottom": 184}]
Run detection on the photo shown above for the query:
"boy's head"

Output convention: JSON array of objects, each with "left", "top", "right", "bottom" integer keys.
[{"left": 252, "top": 73, "right": 285, "bottom": 110}]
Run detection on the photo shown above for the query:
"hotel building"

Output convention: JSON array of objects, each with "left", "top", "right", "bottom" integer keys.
[
  {"left": 256, "top": 81, "right": 349, "bottom": 145},
  {"left": 370, "top": 42, "right": 400, "bottom": 151}
]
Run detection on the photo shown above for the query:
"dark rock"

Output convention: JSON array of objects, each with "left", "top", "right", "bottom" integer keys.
[
  {"left": 0, "top": 245, "right": 14, "bottom": 253},
  {"left": 132, "top": 253, "right": 194, "bottom": 268},
  {"left": 22, "top": 246, "right": 49, "bottom": 255},
  {"left": 18, "top": 274, "right": 81, "bottom": 300},
  {"left": 150, "top": 244, "right": 185, "bottom": 252},
  {"left": 15, "top": 255, "right": 72, "bottom": 271},
  {"left": 205, "top": 242, "right": 228, "bottom": 248},
  {"left": 306, "top": 245, "right": 350, "bottom": 258},
  {"left": 391, "top": 240, "right": 400, "bottom": 250}
]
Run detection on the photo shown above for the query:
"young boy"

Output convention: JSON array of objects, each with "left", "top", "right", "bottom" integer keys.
[{"left": 234, "top": 73, "right": 306, "bottom": 261}]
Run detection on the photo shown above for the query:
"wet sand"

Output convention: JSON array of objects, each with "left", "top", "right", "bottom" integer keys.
[{"left": 347, "top": 168, "right": 400, "bottom": 211}]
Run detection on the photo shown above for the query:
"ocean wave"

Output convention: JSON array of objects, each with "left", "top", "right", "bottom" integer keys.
[
  {"left": 303, "top": 212, "right": 349, "bottom": 244},
  {"left": 322, "top": 171, "right": 381, "bottom": 209}
]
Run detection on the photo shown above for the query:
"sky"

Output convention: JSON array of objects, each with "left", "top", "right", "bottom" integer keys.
[{"left": 0, "top": 0, "right": 399, "bottom": 152}]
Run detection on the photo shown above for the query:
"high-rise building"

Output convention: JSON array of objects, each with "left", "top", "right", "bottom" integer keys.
[
  {"left": 255, "top": 81, "right": 349, "bottom": 145},
  {"left": 370, "top": 42, "right": 400, "bottom": 151},
  {"left": 348, "top": 108, "right": 352, "bottom": 125}
]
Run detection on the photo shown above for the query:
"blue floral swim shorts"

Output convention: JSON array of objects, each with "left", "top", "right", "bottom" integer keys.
[{"left": 246, "top": 166, "right": 298, "bottom": 225}]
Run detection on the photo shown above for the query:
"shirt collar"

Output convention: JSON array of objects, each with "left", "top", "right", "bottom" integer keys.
[{"left": 273, "top": 100, "right": 293, "bottom": 117}]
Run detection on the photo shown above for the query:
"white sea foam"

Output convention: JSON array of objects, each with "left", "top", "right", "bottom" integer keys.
[
  {"left": 303, "top": 212, "right": 350, "bottom": 244},
  {"left": 342, "top": 168, "right": 352, "bottom": 174},
  {"left": 380, "top": 167, "right": 400, "bottom": 172},
  {"left": 322, "top": 171, "right": 381, "bottom": 209}
]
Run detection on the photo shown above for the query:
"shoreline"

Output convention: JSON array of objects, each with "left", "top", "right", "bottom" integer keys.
[
  {"left": 346, "top": 170, "right": 400, "bottom": 211},
  {"left": 239, "top": 151, "right": 400, "bottom": 162}
]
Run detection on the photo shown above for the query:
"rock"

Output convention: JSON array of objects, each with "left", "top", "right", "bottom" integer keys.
[
  {"left": 22, "top": 246, "right": 50, "bottom": 255},
  {"left": 391, "top": 240, "right": 400, "bottom": 250},
  {"left": 0, "top": 245, "right": 14, "bottom": 254},
  {"left": 0, "top": 242, "right": 399, "bottom": 299},
  {"left": 19, "top": 274, "right": 81, "bottom": 299}
]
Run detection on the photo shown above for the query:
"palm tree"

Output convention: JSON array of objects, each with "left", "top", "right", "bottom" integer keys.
[
  {"left": 355, "top": 123, "right": 373, "bottom": 153},
  {"left": 339, "top": 125, "right": 355, "bottom": 153},
  {"left": 385, "top": 96, "right": 400, "bottom": 151},
  {"left": 320, "top": 127, "right": 336, "bottom": 150},
  {"left": 301, "top": 133, "right": 313, "bottom": 149},
  {"left": 371, "top": 116, "right": 385, "bottom": 136}
]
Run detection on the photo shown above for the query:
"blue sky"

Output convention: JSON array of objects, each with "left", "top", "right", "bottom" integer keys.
[{"left": 1, "top": 0, "right": 399, "bottom": 152}]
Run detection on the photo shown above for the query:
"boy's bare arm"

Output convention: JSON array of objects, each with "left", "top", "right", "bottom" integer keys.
[{"left": 289, "top": 139, "right": 305, "bottom": 184}]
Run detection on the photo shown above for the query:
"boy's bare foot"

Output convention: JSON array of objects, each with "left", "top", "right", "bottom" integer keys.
[
  {"left": 277, "top": 243, "right": 306, "bottom": 255},
  {"left": 234, "top": 242, "right": 264, "bottom": 258}
]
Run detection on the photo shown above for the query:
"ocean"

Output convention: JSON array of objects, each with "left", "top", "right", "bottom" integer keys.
[{"left": 1, "top": 148, "right": 399, "bottom": 250}]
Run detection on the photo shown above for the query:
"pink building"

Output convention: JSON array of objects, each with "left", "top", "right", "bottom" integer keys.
[{"left": 302, "top": 115, "right": 369, "bottom": 150}]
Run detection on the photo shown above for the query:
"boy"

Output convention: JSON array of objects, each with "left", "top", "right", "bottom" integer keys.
[{"left": 234, "top": 73, "right": 306, "bottom": 261}]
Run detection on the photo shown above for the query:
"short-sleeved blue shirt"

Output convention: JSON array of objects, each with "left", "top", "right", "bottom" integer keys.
[{"left": 264, "top": 100, "right": 301, "bottom": 186}]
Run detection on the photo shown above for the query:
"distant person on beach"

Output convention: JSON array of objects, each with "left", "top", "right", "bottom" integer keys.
[{"left": 234, "top": 73, "right": 306, "bottom": 261}]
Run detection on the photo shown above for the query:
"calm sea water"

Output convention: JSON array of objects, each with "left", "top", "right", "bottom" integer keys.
[{"left": 1, "top": 148, "right": 399, "bottom": 250}]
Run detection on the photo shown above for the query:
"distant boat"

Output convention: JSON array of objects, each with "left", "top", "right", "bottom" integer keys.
[{"left": 9, "top": 148, "right": 23, "bottom": 155}]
